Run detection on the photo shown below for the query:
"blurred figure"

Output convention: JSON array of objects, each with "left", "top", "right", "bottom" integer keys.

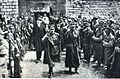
[
  {"left": 0, "top": 34, "right": 9, "bottom": 78},
  {"left": 42, "top": 24, "right": 60, "bottom": 78},
  {"left": 81, "top": 22, "right": 93, "bottom": 65},
  {"left": 102, "top": 27, "right": 115, "bottom": 76},
  {"left": 92, "top": 21, "right": 104, "bottom": 67},
  {"left": 65, "top": 23, "right": 80, "bottom": 74},
  {"left": 33, "top": 16, "right": 46, "bottom": 62},
  {"left": 110, "top": 30, "right": 120, "bottom": 78}
]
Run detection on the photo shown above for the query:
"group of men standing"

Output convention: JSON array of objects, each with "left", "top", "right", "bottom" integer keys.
[
  {"left": 33, "top": 13, "right": 120, "bottom": 78},
  {"left": 0, "top": 12, "right": 120, "bottom": 78},
  {"left": 0, "top": 14, "right": 32, "bottom": 78}
]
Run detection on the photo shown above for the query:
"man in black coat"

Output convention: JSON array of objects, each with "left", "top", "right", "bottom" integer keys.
[
  {"left": 81, "top": 22, "right": 93, "bottom": 65},
  {"left": 33, "top": 16, "right": 46, "bottom": 62}
]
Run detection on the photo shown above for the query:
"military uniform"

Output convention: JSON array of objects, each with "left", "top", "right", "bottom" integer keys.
[
  {"left": 102, "top": 28, "right": 115, "bottom": 76},
  {"left": 92, "top": 27, "right": 103, "bottom": 66},
  {"left": 110, "top": 30, "right": 120, "bottom": 78},
  {"left": 42, "top": 25, "right": 61, "bottom": 77},
  {"left": 65, "top": 24, "right": 80, "bottom": 73},
  {"left": 65, "top": 30, "right": 79, "bottom": 67},
  {"left": 43, "top": 32, "right": 60, "bottom": 66},
  {"left": 82, "top": 24, "right": 93, "bottom": 64}
]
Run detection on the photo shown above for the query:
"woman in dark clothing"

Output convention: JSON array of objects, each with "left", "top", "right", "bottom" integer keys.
[{"left": 65, "top": 24, "right": 80, "bottom": 74}]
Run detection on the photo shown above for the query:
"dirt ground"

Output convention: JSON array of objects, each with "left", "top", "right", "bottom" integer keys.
[{"left": 21, "top": 51, "right": 105, "bottom": 78}]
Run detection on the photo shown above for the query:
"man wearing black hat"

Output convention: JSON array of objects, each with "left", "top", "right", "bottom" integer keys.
[{"left": 33, "top": 16, "right": 46, "bottom": 62}]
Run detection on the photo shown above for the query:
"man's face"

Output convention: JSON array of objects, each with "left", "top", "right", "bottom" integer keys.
[{"left": 37, "top": 20, "right": 42, "bottom": 27}]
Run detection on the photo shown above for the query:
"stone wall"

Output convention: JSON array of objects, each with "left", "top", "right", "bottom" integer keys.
[
  {"left": 0, "top": 0, "right": 19, "bottom": 18},
  {"left": 18, "top": 0, "right": 27, "bottom": 16},
  {"left": 18, "top": 0, "right": 66, "bottom": 17},
  {"left": 66, "top": 0, "right": 120, "bottom": 20}
]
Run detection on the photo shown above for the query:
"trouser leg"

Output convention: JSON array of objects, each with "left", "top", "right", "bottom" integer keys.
[
  {"left": 36, "top": 51, "right": 40, "bottom": 60},
  {"left": 39, "top": 51, "right": 42, "bottom": 59},
  {"left": 36, "top": 51, "right": 42, "bottom": 60},
  {"left": 48, "top": 66, "right": 53, "bottom": 78},
  {"left": 69, "top": 67, "right": 71, "bottom": 72},
  {"left": 84, "top": 48, "right": 90, "bottom": 63}
]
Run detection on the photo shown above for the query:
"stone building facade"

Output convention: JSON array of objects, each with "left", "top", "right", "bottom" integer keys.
[
  {"left": 66, "top": 0, "right": 120, "bottom": 19},
  {"left": 0, "top": 0, "right": 120, "bottom": 19},
  {"left": 0, "top": 0, "right": 19, "bottom": 18},
  {"left": 19, "top": 0, "right": 66, "bottom": 17}
]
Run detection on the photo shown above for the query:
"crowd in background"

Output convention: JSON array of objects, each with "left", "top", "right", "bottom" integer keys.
[{"left": 0, "top": 12, "right": 120, "bottom": 78}]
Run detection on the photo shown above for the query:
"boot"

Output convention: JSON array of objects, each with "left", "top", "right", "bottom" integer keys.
[
  {"left": 75, "top": 68, "right": 79, "bottom": 74},
  {"left": 69, "top": 67, "right": 72, "bottom": 73},
  {"left": 48, "top": 67, "right": 53, "bottom": 78}
]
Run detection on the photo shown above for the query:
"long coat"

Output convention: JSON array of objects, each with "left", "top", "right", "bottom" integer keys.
[
  {"left": 82, "top": 27, "right": 93, "bottom": 62},
  {"left": 103, "top": 32, "right": 115, "bottom": 65},
  {"left": 33, "top": 22, "right": 46, "bottom": 52},
  {"left": 65, "top": 30, "right": 80, "bottom": 68},
  {"left": 112, "top": 52, "right": 120, "bottom": 78},
  {"left": 110, "top": 34, "right": 120, "bottom": 78},
  {"left": 92, "top": 28, "right": 103, "bottom": 62},
  {"left": 43, "top": 32, "right": 60, "bottom": 67}
]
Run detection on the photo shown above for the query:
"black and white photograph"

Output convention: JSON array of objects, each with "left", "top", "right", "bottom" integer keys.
[{"left": 0, "top": 0, "right": 120, "bottom": 78}]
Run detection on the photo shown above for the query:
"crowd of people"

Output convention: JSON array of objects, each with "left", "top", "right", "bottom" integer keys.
[
  {"left": 32, "top": 12, "right": 120, "bottom": 78},
  {"left": 0, "top": 12, "right": 120, "bottom": 78},
  {"left": 0, "top": 14, "right": 32, "bottom": 78}
]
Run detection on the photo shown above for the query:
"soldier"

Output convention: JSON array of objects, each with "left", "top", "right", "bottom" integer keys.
[
  {"left": 90, "top": 17, "right": 98, "bottom": 59},
  {"left": 81, "top": 22, "right": 93, "bottom": 65},
  {"left": 42, "top": 24, "right": 61, "bottom": 78},
  {"left": 33, "top": 16, "right": 46, "bottom": 62},
  {"left": 55, "top": 19, "right": 64, "bottom": 52},
  {"left": 65, "top": 23, "right": 80, "bottom": 74},
  {"left": 92, "top": 21, "right": 104, "bottom": 67},
  {"left": 102, "top": 27, "right": 115, "bottom": 76},
  {"left": 109, "top": 30, "right": 120, "bottom": 78}
]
